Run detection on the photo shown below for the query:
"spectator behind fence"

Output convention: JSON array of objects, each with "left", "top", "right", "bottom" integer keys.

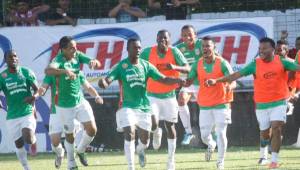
[
  {"left": 46, "top": 0, "right": 76, "bottom": 26},
  {"left": 148, "top": 0, "right": 199, "bottom": 20},
  {"left": 5, "top": 0, "right": 49, "bottom": 26},
  {"left": 108, "top": 0, "right": 146, "bottom": 23},
  {"left": 279, "top": 30, "right": 300, "bottom": 59}
]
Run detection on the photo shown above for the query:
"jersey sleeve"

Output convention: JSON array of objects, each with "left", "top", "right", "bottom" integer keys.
[
  {"left": 221, "top": 59, "right": 234, "bottom": 76},
  {"left": 77, "top": 51, "right": 91, "bottom": 64},
  {"left": 188, "top": 62, "right": 198, "bottom": 80},
  {"left": 147, "top": 62, "right": 165, "bottom": 81},
  {"left": 139, "top": 47, "right": 151, "bottom": 61},
  {"left": 107, "top": 63, "right": 120, "bottom": 81},
  {"left": 281, "top": 57, "right": 299, "bottom": 71},
  {"left": 172, "top": 47, "right": 188, "bottom": 66},
  {"left": 43, "top": 75, "right": 53, "bottom": 85},
  {"left": 239, "top": 60, "right": 256, "bottom": 76}
]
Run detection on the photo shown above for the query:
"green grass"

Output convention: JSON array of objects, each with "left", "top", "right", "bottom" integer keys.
[{"left": 0, "top": 146, "right": 299, "bottom": 170}]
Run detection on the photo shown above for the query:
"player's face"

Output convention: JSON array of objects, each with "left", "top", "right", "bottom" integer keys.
[
  {"left": 296, "top": 39, "right": 300, "bottom": 51},
  {"left": 62, "top": 40, "right": 77, "bottom": 60},
  {"left": 275, "top": 44, "right": 288, "bottom": 57},
  {"left": 202, "top": 40, "right": 215, "bottom": 59},
  {"left": 128, "top": 41, "right": 141, "bottom": 59},
  {"left": 157, "top": 32, "right": 170, "bottom": 51},
  {"left": 6, "top": 51, "right": 19, "bottom": 68},
  {"left": 181, "top": 27, "right": 196, "bottom": 46},
  {"left": 259, "top": 42, "right": 274, "bottom": 60}
]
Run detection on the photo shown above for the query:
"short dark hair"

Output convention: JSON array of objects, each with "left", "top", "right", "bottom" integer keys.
[
  {"left": 157, "top": 29, "right": 170, "bottom": 37},
  {"left": 276, "top": 40, "right": 289, "bottom": 46},
  {"left": 181, "top": 25, "right": 196, "bottom": 32},
  {"left": 4, "top": 50, "right": 15, "bottom": 60},
  {"left": 127, "top": 38, "right": 140, "bottom": 48},
  {"left": 260, "top": 37, "right": 275, "bottom": 49},
  {"left": 59, "top": 36, "right": 73, "bottom": 49},
  {"left": 202, "top": 36, "right": 215, "bottom": 42}
]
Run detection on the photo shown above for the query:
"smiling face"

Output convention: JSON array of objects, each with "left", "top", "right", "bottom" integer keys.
[
  {"left": 259, "top": 42, "right": 274, "bottom": 61},
  {"left": 202, "top": 39, "right": 215, "bottom": 60},
  {"left": 181, "top": 27, "right": 196, "bottom": 46},
  {"left": 275, "top": 43, "right": 288, "bottom": 57},
  {"left": 157, "top": 31, "right": 170, "bottom": 53}
]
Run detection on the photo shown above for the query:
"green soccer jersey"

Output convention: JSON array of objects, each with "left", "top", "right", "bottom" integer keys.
[
  {"left": 43, "top": 73, "right": 87, "bottom": 113},
  {"left": 49, "top": 51, "right": 91, "bottom": 108},
  {"left": 0, "top": 67, "right": 38, "bottom": 120},
  {"left": 108, "top": 58, "right": 165, "bottom": 112},
  {"left": 188, "top": 57, "right": 233, "bottom": 109},
  {"left": 140, "top": 46, "right": 188, "bottom": 98},
  {"left": 239, "top": 56, "right": 298, "bottom": 109}
]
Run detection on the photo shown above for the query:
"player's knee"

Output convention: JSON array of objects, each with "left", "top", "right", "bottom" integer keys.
[
  {"left": 124, "top": 128, "right": 135, "bottom": 141},
  {"left": 271, "top": 125, "right": 282, "bottom": 135},
  {"left": 65, "top": 133, "right": 75, "bottom": 143}
]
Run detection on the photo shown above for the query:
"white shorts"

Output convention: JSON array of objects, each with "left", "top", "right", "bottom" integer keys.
[
  {"left": 179, "top": 85, "right": 199, "bottom": 102},
  {"left": 256, "top": 104, "right": 287, "bottom": 131},
  {"left": 199, "top": 108, "right": 231, "bottom": 128},
  {"left": 149, "top": 96, "right": 179, "bottom": 123},
  {"left": 116, "top": 108, "right": 152, "bottom": 131},
  {"left": 56, "top": 99, "right": 95, "bottom": 134},
  {"left": 49, "top": 113, "right": 63, "bottom": 135},
  {"left": 6, "top": 114, "right": 36, "bottom": 141}
]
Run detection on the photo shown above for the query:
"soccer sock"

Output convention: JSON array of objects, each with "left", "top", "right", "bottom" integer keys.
[
  {"left": 77, "top": 131, "right": 94, "bottom": 153},
  {"left": 200, "top": 126, "right": 216, "bottom": 147},
  {"left": 260, "top": 139, "right": 269, "bottom": 159},
  {"left": 179, "top": 105, "right": 192, "bottom": 134},
  {"left": 52, "top": 143, "right": 64, "bottom": 157},
  {"left": 64, "top": 140, "right": 76, "bottom": 168},
  {"left": 16, "top": 147, "right": 29, "bottom": 169},
  {"left": 124, "top": 140, "right": 135, "bottom": 170},
  {"left": 167, "top": 138, "right": 176, "bottom": 163},
  {"left": 271, "top": 152, "right": 279, "bottom": 163},
  {"left": 216, "top": 124, "right": 228, "bottom": 163},
  {"left": 136, "top": 139, "right": 147, "bottom": 154}
]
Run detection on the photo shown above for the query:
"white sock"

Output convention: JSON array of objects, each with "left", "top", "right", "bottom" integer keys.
[
  {"left": 260, "top": 146, "right": 268, "bottom": 159},
  {"left": 16, "top": 147, "right": 29, "bottom": 169},
  {"left": 64, "top": 140, "right": 76, "bottom": 168},
  {"left": 216, "top": 124, "right": 228, "bottom": 163},
  {"left": 167, "top": 138, "right": 176, "bottom": 163},
  {"left": 52, "top": 143, "right": 64, "bottom": 157},
  {"left": 271, "top": 152, "right": 279, "bottom": 163},
  {"left": 296, "top": 128, "right": 300, "bottom": 145},
  {"left": 77, "top": 131, "right": 94, "bottom": 153},
  {"left": 136, "top": 139, "right": 147, "bottom": 154},
  {"left": 124, "top": 140, "right": 135, "bottom": 170},
  {"left": 179, "top": 105, "right": 192, "bottom": 134}
]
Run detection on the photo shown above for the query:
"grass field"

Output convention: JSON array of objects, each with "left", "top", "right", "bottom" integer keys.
[{"left": 0, "top": 146, "right": 299, "bottom": 170}]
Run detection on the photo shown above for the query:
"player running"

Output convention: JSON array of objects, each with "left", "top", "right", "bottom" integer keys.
[
  {"left": 207, "top": 37, "right": 300, "bottom": 169},
  {"left": 98, "top": 38, "right": 184, "bottom": 170}
]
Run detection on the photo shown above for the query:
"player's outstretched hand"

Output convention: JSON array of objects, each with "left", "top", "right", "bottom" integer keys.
[
  {"left": 95, "top": 96, "right": 104, "bottom": 104},
  {"left": 89, "top": 59, "right": 100, "bottom": 70},
  {"left": 206, "top": 79, "right": 216, "bottom": 87}
]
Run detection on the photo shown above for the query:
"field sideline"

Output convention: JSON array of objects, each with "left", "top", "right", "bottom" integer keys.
[{"left": 0, "top": 146, "right": 299, "bottom": 170}]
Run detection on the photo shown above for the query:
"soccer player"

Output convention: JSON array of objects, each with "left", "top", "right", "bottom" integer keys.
[
  {"left": 176, "top": 25, "right": 203, "bottom": 145},
  {"left": 185, "top": 36, "right": 235, "bottom": 170},
  {"left": 98, "top": 38, "right": 184, "bottom": 170},
  {"left": 207, "top": 37, "right": 300, "bottom": 169},
  {"left": 0, "top": 50, "right": 39, "bottom": 170},
  {"left": 45, "top": 36, "right": 100, "bottom": 170},
  {"left": 140, "top": 29, "right": 190, "bottom": 170},
  {"left": 37, "top": 72, "right": 103, "bottom": 169}
]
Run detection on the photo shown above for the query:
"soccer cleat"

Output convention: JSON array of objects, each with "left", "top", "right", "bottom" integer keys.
[
  {"left": 68, "top": 166, "right": 78, "bottom": 170},
  {"left": 258, "top": 158, "right": 269, "bottom": 165},
  {"left": 152, "top": 128, "right": 162, "bottom": 150},
  {"left": 216, "top": 161, "right": 224, "bottom": 170},
  {"left": 29, "top": 143, "right": 37, "bottom": 156},
  {"left": 268, "top": 162, "right": 280, "bottom": 169},
  {"left": 138, "top": 149, "right": 146, "bottom": 167},
  {"left": 55, "top": 148, "right": 64, "bottom": 169},
  {"left": 77, "top": 152, "right": 88, "bottom": 166},
  {"left": 181, "top": 133, "right": 194, "bottom": 145},
  {"left": 205, "top": 142, "right": 216, "bottom": 162}
]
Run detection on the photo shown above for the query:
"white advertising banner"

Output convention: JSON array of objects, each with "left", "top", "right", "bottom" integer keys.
[{"left": 0, "top": 17, "right": 273, "bottom": 152}]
